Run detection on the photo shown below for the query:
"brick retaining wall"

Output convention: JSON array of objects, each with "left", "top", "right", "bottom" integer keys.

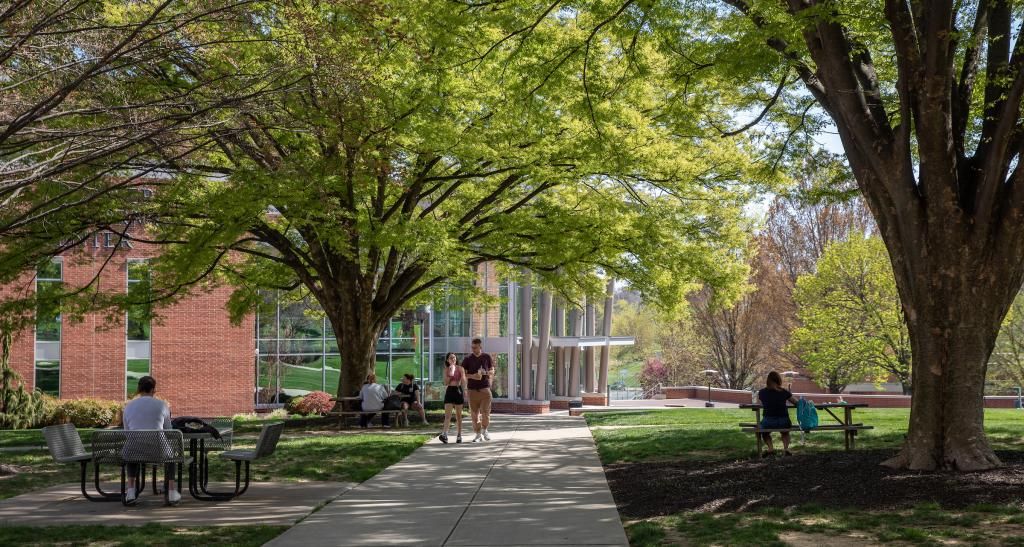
[
  {"left": 491, "top": 399, "right": 550, "bottom": 414},
  {"left": 662, "top": 386, "right": 1022, "bottom": 409}
]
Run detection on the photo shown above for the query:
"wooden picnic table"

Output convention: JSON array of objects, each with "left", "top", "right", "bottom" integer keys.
[{"left": 739, "top": 402, "right": 873, "bottom": 454}]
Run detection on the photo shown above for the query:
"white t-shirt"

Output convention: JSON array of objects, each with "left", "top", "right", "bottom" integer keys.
[
  {"left": 360, "top": 383, "right": 388, "bottom": 412},
  {"left": 123, "top": 395, "right": 172, "bottom": 430}
]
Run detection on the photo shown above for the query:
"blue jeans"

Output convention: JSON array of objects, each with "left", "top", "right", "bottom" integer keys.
[{"left": 760, "top": 415, "right": 792, "bottom": 429}]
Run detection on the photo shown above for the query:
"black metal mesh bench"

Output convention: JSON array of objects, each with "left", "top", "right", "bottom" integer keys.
[
  {"left": 41, "top": 423, "right": 119, "bottom": 502},
  {"left": 191, "top": 421, "right": 284, "bottom": 501},
  {"left": 92, "top": 429, "right": 192, "bottom": 506}
]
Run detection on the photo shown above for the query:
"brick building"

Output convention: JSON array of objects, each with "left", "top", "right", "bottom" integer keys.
[
  {"left": 6, "top": 234, "right": 630, "bottom": 416},
  {"left": 5, "top": 231, "right": 255, "bottom": 417}
]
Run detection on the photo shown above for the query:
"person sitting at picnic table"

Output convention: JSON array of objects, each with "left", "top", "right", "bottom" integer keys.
[
  {"left": 394, "top": 373, "right": 429, "bottom": 425},
  {"left": 758, "top": 370, "right": 798, "bottom": 458},
  {"left": 359, "top": 373, "right": 391, "bottom": 428},
  {"left": 123, "top": 375, "right": 180, "bottom": 505}
]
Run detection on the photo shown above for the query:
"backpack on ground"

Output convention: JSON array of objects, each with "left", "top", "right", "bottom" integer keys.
[{"left": 796, "top": 398, "right": 818, "bottom": 432}]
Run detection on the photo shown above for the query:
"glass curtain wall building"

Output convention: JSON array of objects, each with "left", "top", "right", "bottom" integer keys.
[{"left": 255, "top": 265, "right": 510, "bottom": 403}]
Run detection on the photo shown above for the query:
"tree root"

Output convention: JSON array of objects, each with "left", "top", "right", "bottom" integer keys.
[{"left": 882, "top": 442, "right": 1002, "bottom": 471}]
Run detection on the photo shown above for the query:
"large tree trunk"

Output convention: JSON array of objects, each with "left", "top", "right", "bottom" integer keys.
[
  {"left": 325, "top": 307, "right": 379, "bottom": 399},
  {"left": 873, "top": 191, "right": 1016, "bottom": 470},
  {"left": 882, "top": 292, "right": 1004, "bottom": 471},
  {"left": 888, "top": 328, "right": 998, "bottom": 471}
]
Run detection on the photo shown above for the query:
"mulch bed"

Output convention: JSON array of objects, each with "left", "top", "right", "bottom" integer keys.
[{"left": 606, "top": 450, "right": 1024, "bottom": 518}]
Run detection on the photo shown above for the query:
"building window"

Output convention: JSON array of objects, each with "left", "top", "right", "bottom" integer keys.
[
  {"left": 35, "top": 258, "right": 62, "bottom": 396},
  {"left": 126, "top": 259, "right": 151, "bottom": 398}
]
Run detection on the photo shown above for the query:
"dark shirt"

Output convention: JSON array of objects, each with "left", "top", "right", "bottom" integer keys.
[
  {"left": 758, "top": 388, "right": 793, "bottom": 418},
  {"left": 394, "top": 382, "right": 419, "bottom": 404},
  {"left": 463, "top": 352, "right": 493, "bottom": 390}
]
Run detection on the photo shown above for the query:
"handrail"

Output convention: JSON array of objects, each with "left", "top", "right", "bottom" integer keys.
[{"left": 635, "top": 382, "right": 662, "bottom": 400}]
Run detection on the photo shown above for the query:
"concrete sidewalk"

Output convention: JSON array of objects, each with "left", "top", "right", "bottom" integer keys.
[
  {"left": 0, "top": 481, "right": 352, "bottom": 526},
  {"left": 266, "top": 415, "right": 627, "bottom": 547}
]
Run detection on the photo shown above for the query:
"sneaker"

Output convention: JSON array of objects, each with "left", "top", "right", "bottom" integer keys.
[
  {"left": 783, "top": 450, "right": 793, "bottom": 457},
  {"left": 472, "top": 433, "right": 483, "bottom": 443},
  {"left": 124, "top": 487, "right": 137, "bottom": 505},
  {"left": 439, "top": 433, "right": 448, "bottom": 444},
  {"left": 167, "top": 489, "right": 181, "bottom": 505},
  {"left": 456, "top": 435, "right": 463, "bottom": 444},
  {"left": 760, "top": 451, "right": 774, "bottom": 459},
  {"left": 482, "top": 429, "right": 491, "bottom": 441}
]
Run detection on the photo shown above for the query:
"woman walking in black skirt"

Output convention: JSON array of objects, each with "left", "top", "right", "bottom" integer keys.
[{"left": 439, "top": 352, "right": 467, "bottom": 444}]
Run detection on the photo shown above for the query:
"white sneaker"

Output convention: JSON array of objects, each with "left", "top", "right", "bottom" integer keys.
[
  {"left": 167, "top": 489, "right": 181, "bottom": 505},
  {"left": 125, "top": 487, "right": 137, "bottom": 505},
  {"left": 483, "top": 429, "right": 491, "bottom": 441},
  {"left": 472, "top": 433, "right": 482, "bottom": 443}
]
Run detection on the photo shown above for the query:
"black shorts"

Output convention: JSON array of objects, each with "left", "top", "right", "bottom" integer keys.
[{"left": 444, "top": 386, "right": 464, "bottom": 405}]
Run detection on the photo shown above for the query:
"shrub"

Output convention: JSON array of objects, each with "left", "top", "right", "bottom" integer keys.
[
  {"left": 57, "top": 398, "right": 124, "bottom": 427},
  {"left": 36, "top": 395, "right": 62, "bottom": 427},
  {"left": 286, "top": 396, "right": 306, "bottom": 415},
  {"left": 0, "top": 331, "right": 46, "bottom": 429},
  {"left": 639, "top": 358, "right": 669, "bottom": 393},
  {"left": 293, "top": 391, "right": 333, "bottom": 416}
]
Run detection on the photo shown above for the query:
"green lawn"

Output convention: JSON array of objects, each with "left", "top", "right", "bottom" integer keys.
[
  {"left": 0, "top": 431, "right": 429, "bottom": 500},
  {"left": 587, "top": 408, "right": 1024, "bottom": 464},
  {"left": 0, "top": 428, "right": 429, "bottom": 545},
  {"left": 592, "top": 408, "right": 1024, "bottom": 546},
  {"left": 626, "top": 503, "right": 1024, "bottom": 547},
  {"left": 0, "top": 523, "right": 287, "bottom": 546}
]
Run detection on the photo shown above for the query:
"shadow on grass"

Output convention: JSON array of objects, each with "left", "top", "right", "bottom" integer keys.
[
  {"left": 663, "top": 503, "right": 1024, "bottom": 547},
  {"left": 0, "top": 523, "right": 287, "bottom": 546}
]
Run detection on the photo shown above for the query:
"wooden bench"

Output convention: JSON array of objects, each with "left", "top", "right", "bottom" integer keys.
[
  {"left": 327, "top": 409, "right": 408, "bottom": 429},
  {"left": 739, "top": 402, "right": 874, "bottom": 454}
]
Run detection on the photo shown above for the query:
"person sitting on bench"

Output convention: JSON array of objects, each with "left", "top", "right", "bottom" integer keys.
[
  {"left": 359, "top": 373, "right": 390, "bottom": 428},
  {"left": 123, "top": 375, "right": 180, "bottom": 505},
  {"left": 758, "top": 370, "right": 798, "bottom": 458},
  {"left": 394, "top": 373, "right": 428, "bottom": 425}
]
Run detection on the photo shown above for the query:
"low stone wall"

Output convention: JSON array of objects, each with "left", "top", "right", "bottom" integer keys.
[
  {"left": 663, "top": 386, "right": 754, "bottom": 404},
  {"left": 491, "top": 399, "right": 550, "bottom": 414},
  {"left": 662, "top": 386, "right": 1023, "bottom": 409},
  {"left": 549, "top": 396, "right": 581, "bottom": 410}
]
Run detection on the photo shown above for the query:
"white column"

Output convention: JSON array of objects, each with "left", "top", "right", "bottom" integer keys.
[
  {"left": 554, "top": 301, "right": 565, "bottom": 396},
  {"left": 568, "top": 307, "right": 582, "bottom": 397},
  {"left": 584, "top": 299, "right": 596, "bottom": 393},
  {"left": 535, "top": 290, "right": 552, "bottom": 400},
  {"left": 519, "top": 276, "right": 533, "bottom": 400},
  {"left": 598, "top": 278, "right": 614, "bottom": 393}
]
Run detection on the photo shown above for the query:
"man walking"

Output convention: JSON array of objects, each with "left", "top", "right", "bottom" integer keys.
[{"left": 463, "top": 338, "right": 493, "bottom": 442}]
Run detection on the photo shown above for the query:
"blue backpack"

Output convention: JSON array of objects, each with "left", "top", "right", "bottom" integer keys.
[{"left": 796, "top": 398, "right": 818, "bottom": 432}]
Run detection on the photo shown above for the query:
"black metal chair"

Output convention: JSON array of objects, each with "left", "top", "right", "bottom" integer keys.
[
  {"left": 41, "top": 424, "right": 119, "bottom": 502},
  {"left": 93, "top": 429, "right": 191, "bottom": 506},
  {"left": 192, "top": 422, "right": 283, "bottom": 501}
]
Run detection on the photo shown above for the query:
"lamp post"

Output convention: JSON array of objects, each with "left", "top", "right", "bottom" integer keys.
[{"left": 701, "top": 369, "right": 719, "bottom": 407}]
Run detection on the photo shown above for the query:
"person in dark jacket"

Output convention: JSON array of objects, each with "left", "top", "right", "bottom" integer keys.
[{"left": 758, "top": 370, "right": 798, "bottom": 457}]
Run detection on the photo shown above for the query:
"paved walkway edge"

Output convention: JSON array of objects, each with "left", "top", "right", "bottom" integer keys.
[{"left": 265, "top": 415, "right": 627, "bottom": 546}]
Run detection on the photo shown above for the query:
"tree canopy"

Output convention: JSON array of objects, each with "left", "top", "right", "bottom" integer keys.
[
  {"left": 105, "top": 1, "right": 768, "bottom": 396},
  {"left": 790, "top": 236, "right": 911, "bottom": 394}
]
